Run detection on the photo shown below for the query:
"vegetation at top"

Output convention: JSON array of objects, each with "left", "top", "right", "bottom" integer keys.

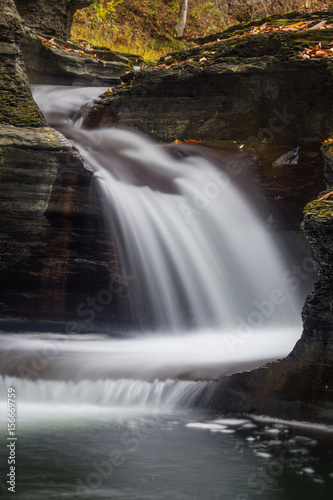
[{"left": 71, "top": 0, "right": 332, "bottom": 61}]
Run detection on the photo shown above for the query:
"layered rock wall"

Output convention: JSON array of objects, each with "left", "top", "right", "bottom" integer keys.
[
  {"left": 87, "top": 13, "right": 333, "bottom": 147},
  {"left": 0, "top": 0, "right": 123, "bottom": 332},
  {"left": 14, "top": 0, "right": 93, "bottom": 40},
  {"left": 12, "top": 0, "right": 130, "bottom": 86}
]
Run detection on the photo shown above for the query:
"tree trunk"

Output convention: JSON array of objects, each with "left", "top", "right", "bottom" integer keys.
[{"left": 176, "top": 0, "right": 188, "bottom": 38}]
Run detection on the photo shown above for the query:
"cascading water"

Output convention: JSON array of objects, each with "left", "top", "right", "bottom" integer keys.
[
  {"left": 1, "top": 86, "right": 331, "bottom": 500},
  {"left": 33, "top": 85, "right": 302, "bottom": 334},
  {"left": 0, "top": 84, "right": 309, "bottom": 410},
  {"left": 5, "top": 84, "right": 306, "bottom": 391}
]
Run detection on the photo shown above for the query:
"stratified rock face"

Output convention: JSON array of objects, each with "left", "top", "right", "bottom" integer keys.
[
  {"left": 0, "top": 0, "right": 124, "bottom": 332},
  {"left": 87, "top": 12, "right": 333, "bottom": 146},
  {"left": 0, "top": 0, "right": 45, "bottom": 127},
  {"left": 21, "top": 34, "right": 128, "bottom": 86},
  {"left": 13, "top": 0, "right": 130, "bottom": 86},
  {"left": 14, "top": 0, "right": 92, "bottom": 40},
  {"left": 210, "top": 193, "right": 333, "bottom": 425}
]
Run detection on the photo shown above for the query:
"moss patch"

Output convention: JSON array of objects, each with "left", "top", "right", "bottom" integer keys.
[
  {"left": 304, "top": 195, "right": 333, "bottom": 219},
  {"left": 0, "top": 91, "right": 45, "bottom": 128}
]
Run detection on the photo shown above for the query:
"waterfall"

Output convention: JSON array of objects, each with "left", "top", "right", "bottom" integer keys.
[
  {"left": 6, "top": 84, "right": 309, "bottom": 409},
  {"left": 32, "top": 85, "right": 302, "bottom": 334}
]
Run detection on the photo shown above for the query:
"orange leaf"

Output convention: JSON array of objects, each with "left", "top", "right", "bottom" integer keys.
[{"left": 171, "top": 139, "right": 183, "bottom": 144}]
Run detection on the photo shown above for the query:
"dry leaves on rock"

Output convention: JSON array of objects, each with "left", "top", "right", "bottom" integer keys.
[
  {"left": 200, "top": 19, "right": 333, "bottom": 48},
  {"left": 299, "top": 42, "right": 333, "bottom": 59},
  {"left": 39, "top": 36, "right": 105, "bottom": 64}
]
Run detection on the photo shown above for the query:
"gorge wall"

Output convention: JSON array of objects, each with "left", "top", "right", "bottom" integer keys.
[
  {"left": 14, "top": 0, "right": 93, "bottom": 40},
  {"left": 0, "top": 0, "right": 125, "bottom": 332},
  {"left": 87, "top": 11, "right": 333, "bottom": 147}
]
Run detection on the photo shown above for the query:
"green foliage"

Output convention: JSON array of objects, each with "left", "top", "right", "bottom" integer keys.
[
  {"left": 71, "top": 0, "right": 331, "bottom": 62},
  {"left": 92, "top": 0, "right": 123, "bottom": 21}
]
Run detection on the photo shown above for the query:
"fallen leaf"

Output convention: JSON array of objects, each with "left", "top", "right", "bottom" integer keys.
[
  {"left": 309, "top": 20, "right": 326, "bottom": 30},
  {"left": 171, "top": 139, "right": 183, "bottom": 144}
]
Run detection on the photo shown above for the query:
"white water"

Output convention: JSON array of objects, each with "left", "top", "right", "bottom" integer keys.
[
  {"left": 9, "top": 85, "right": 310, "bottom": 408},
  {"left": 0, "top": 375, "right": 212, "bottom": 410},
  {"left": 32, "top": 85, "right": 303, "bottom": 333},
  {"left": 75, "top": 126, "right": 303, "bottom": 332}
]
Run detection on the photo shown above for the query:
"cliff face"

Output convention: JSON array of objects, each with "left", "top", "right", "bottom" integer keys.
[
  {"left": 13, "top": 0, "right": 129, "bottom": 86},
  {"left": 14, "top": 0, "right": 93, "bottom": 40},
  {"left": 0, "top": 0, "right": 124, "bottom": 332},
  {"left": 87, "top": 11, "right": 333, "bottom": 147}
]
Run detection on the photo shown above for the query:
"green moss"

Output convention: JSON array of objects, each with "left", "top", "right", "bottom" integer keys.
[
  {"left": 158, "top": 26, "right": 333, "bottom": 69},
  {"left": 322, "top": 143, "right": 333, "bottom": 156},
  {"left": 0, "top": 90, "right": 45, "bottom": 128},
  {"left": 304, "top": 196, "right": 333, "bottom": 220}
]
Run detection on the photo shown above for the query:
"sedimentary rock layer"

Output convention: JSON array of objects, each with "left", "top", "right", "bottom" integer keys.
[
  {"left": 14, "top": 0, "right": 93, "bottom": 40},
  {"left": 0, "top": 0, "right": 123, "bottom": 332},
  {"left": 87, "top": 13, "right": 333, "bottom": 146}
]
